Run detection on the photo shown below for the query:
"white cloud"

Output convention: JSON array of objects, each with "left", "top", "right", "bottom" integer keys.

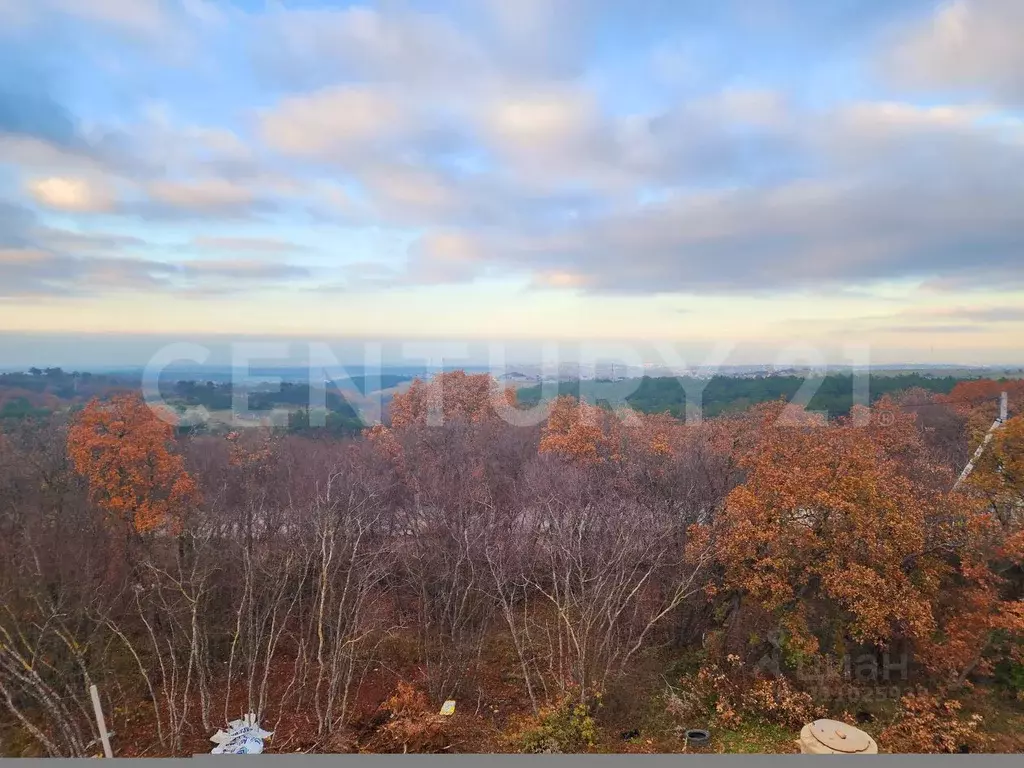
[
  {"left": 6, "top": 0, "right": 1024, "bottom": 308},
  {"left": 531, "top": 270, "right": 593, "bottom": 289},
  {"left": 0, "top": 247, "right": 174, "bottom": 298},
  {"left": 836, "top": 101, "right": 991, "bottom": 133},
  {"left": 180, "top": 0, "right": 224, "bottom": 28},
  {"left": 0, "top": 0, "right": 218, "bottom": 53},
  {"left": 360, "top": 164, "right": 464, "bottom": 219},
  {"left": 885, "top": 0, "right": 1024, "bottom": 103},
  {"left": 25, "top": 176, "right": 115, "bottom": 213},
  {"left": 0, "top": 248, "right": 51, "bottom": 265},
  {"left": 256, "top": 5, "right": 484, "bottom": 87},
  {"left": 391, "top": 141, "right": 1024, "bottom": 295},
  {"left": 183, "top": 127, "right": 252, "bottom": 163},
  {"left": 416, "top": 231, "right": 482, "bottom": 265},
  {"left": 53, "top": 0, "right": 169, "bottom": 38},
  {"left": 146, "top": 178, "right": 255, "bottom": 211},
  {"left": 472, "top": 0, "right": 592, "bottom": 78},
  {"left": 33, "top": 227, "right": 144, "bottom": 253},
  {"left": 481, "top": 0, "right": 567, "bottom": 41},
  {"left": 178, "top": 259, "right": 308, "bottom": 281},
  {"left": 405, "top": 231, "right": 485, "bottom": 284},
  {"left": 0, "top": 246, "right": 310, "bottom": 299},
  {"left": 260, "top": 85, "right": 412, "bottom": 159},
  {"left": 249, "top": 0, "right": 594, "bottom": 91},
  {"left": 0, "top": 136, "right": 99, "bottom": 173},
  {"left": 192, "top": 236, "right": 305, "bottom": 254},
  {"left": 481, "top": 86, "right": 601, "bottom": 156}
]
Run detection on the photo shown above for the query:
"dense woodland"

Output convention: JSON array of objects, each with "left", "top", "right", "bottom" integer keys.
[
  {"left": 0, "top": 370, "right": 130, "bottom": 420},
  {"left": 1, "top": 368, "right": 974, "bottom": 433},
  {"left": 1, "top": 372, "right": 1023, "bottom": 755},
  {"left": 518, "top": 373, "right": 966, "bottom": 419},
  {"left": 0, "top": 370, "right": 396, "bottom": 436}
]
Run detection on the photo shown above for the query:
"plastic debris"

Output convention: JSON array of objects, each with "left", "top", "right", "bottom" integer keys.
[
  {"left": 439, "top": 700, "right": 456, "bottom": 717},
  {"left": 210, "top": 714, "right": 273, "bottom": 755}
]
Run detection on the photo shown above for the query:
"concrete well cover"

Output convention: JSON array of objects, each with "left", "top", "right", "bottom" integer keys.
[{"left": 810, "top": 719, "right": 872, "bottom": 753}]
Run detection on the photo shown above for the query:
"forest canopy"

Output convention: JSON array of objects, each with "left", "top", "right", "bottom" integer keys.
[{"left": 0, "top": 372, "right": 1021, "bottom": 756}]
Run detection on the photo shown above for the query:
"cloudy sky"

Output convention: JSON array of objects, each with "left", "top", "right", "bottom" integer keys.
[{"left": 1, "top": 0, "right": 1023, "bottom": 367}]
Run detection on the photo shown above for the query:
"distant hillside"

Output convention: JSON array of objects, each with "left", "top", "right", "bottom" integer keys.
[
  {"left": 1, "top": 368, "right": 1002, "bottom": 427},
  {"left": 0, "top": 368, "right": 416, "bottom": 435},
  {"left": 517, "top": 373, "right": 968, "bottom": 419},
  {"left": 0, "top": 369, "right": 134, "bottom": 419}
]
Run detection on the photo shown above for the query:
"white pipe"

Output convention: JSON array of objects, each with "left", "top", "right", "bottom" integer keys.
[
  {"left": 953, "top": 391, "right": 1009, "bottom": 492},
  {"left": 89, "top": 684, "right": 113, "bottom": 758}
]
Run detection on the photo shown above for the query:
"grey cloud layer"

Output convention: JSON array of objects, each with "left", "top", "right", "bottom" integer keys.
[
  {"left": 247, "top": 0, "right": 1024, "bottom": 295},
  {"left": 2, "top": 0, "right": 1024, "bottom": 300},
  {"left": 0, "top": 204, "right": 311, "bottom": 299},
  {"left": 0, "top": 247, "right": 311, "bottom": 299},
  {"left": 885, "top": 0, "right": 1024, "bottom": 104}
]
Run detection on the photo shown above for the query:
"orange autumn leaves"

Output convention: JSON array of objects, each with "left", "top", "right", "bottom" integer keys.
[
  {"left": 539, "top": 396, "right": 689, "bottom": 463},
  {"left": 383, "top": 372, "right": 700, "bottom": 466},
  {"left": 943, "top": 379, "right": 1024, "bottom": 448},
  {"left": 367, "top": 372, "right": 518, "bottom": 465},
  {"left": 947, "top": 380, "right": 1024, "bottom": 575},
  {"left": 61, "top": 373, "right": 1021, "bottom": 679},
  {"left": 390, "top": 377, "right": 1022, "bottom": 679},
  {"left": 703, "top": 401, "right": 943, "bottom": 648},
  {"left": 388, "top": 371, "right": 517, "bottom": 429},
  {"left": 539, "top": 397, "right": 615, "bottom": 463},
  {"left": 374, "top": 374, "right": 689, "bottom": 481},
  {"left": 67, "top": 394, "right": 199, "bottom": 534},
  {"left": 942, "top": 378, "right": 1024, "bottom": 419},
  {"left": 699, "top": 397, "right": 1024, "bottom": 678},
  {"left": 968, "top": 412, "right": 1024, "bottom": 531}
]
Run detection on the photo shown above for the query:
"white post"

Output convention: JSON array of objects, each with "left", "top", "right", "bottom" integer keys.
[
  {"left": 953, "top": 391, "right": 1010, "bottom": 491},
  {"left": 89, "top": 684, "right": 113, "bottom": 758}
]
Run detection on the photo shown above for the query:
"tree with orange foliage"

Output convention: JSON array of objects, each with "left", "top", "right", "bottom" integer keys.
[
  {"left": 969, "top": 414, "right": 1024, "bottom": 530},
  {"left": 67, "top": 394, "right": 200, "bottom": 534},
  {"left": 942, "top": 379, "right": 1024, "bottom": 446},
  {"left": 699, "top": 398, "right": 1024, "bottom": 681},
  {"left": 388, "top": 371, "right": 517, "bottom": 429},
  {"left": 943, "top": 378, "right": 1024, "bottom": 413},
  {"left": 538, "top": 396, "right": 618, "bottom": 463},
  {"left": 539, "top": 396, "right": 721, "bottom": 469},
  {"left": 952, "top": 413, "right": 1024, "bottom": 685}
]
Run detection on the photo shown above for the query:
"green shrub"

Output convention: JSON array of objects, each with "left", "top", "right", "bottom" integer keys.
[
  {"left": 517, "top": 698, "right": 598, "bottom": 754},
  {"left": 994, "top": 658, "right": 1024, "bottom": 699}
]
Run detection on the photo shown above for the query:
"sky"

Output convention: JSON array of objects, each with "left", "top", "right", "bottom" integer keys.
[{"left": 1, "top": 0, "right": 1023, "bottom": 369}]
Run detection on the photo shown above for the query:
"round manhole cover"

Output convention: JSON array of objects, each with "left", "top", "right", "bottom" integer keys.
[{"left": 810, "top": 719, "right": 872, "bottom": 753}]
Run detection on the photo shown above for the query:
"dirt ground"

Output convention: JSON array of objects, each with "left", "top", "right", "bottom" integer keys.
[{"left": 7, "top": 647, "right": 1024, "bottom": 757}]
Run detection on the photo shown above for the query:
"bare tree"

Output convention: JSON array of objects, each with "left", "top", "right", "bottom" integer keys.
[{"left": 489, "top": 458, "right": 716, "bottom": 707}]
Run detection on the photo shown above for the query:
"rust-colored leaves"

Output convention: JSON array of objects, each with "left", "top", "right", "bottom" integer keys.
[{"left": 67, "top": 394, "right": 200, "bottom": 534}]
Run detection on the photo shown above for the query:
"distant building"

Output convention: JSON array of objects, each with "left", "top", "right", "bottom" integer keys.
[{"left": 498, "top": 371, "right": 538, "bottom": 382}]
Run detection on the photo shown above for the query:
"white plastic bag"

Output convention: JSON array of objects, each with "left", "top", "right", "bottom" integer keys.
[{"left": 210, "top": 714, "right": 273, "bottom": 755}]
